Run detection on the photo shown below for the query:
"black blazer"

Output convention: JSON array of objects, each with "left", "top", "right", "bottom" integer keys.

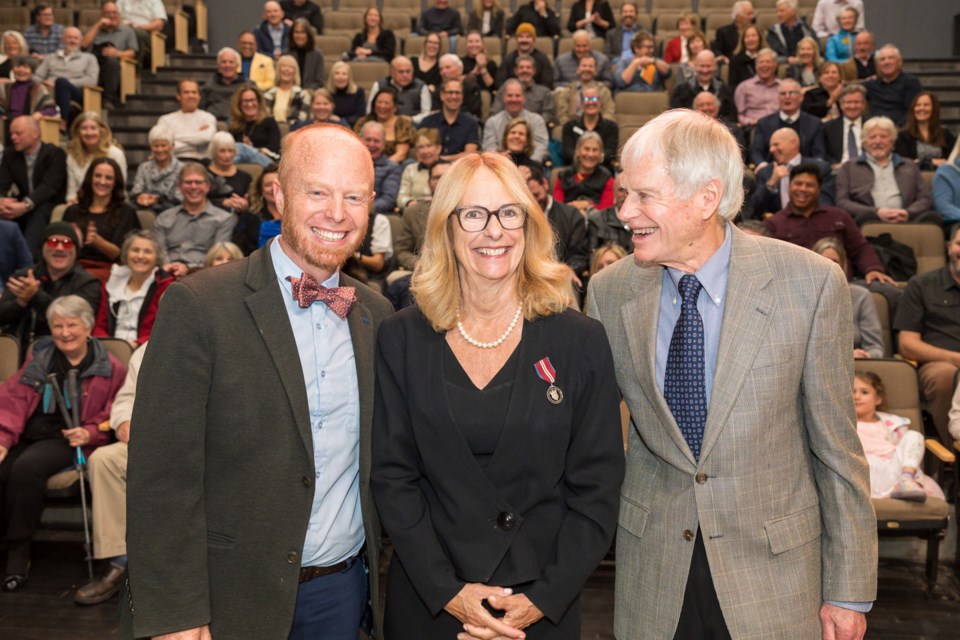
[
  {"left": 712, "top": 23, "right": 741, "bottom": 60},
  {"left": 371, "top": 308, "right": 624, "bottom": 622},
  {"left": 548, "top": 200, "right": 590, "bottom": 274},
  {"left": 750, "top": 111, "right": 826, "bottom": 166},
  {"left": 823, "top": 116, "right": 863, "bottom": 166},
  {"left": 0, "top": 141, "right": 67, "bottom": 207},
  {"left": 895, "top": 129, "right": 957, "bottom": 171},
  {"left": 466, "top": 8, "right": 505, "bottom": 37},
  {"left": 750, "top": 155, "right": 835, "bottom": 217},
  {"left": 349, "top": 29, "right": 397, "bottom": 61},
  {"left": 567, "top": 0, "right": 615, "bottom": 38}
]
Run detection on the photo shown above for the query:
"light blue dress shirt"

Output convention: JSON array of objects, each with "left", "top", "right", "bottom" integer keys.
[{"left": 270, "top": 239, "right": 364, "bottom": 568}]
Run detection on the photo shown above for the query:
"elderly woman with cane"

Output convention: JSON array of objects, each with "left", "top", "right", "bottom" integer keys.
[{"left": 0, "top": 295, "right": 125, "bottom": 591}]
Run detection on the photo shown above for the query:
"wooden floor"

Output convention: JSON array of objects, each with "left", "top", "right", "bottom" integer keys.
[{"left": 2, "top": 540, "right": 960, "bottom": 639}]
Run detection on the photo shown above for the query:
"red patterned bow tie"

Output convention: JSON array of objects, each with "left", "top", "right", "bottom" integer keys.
[{"left": 286, "top": 273, "right": 356, "bottom": 318}]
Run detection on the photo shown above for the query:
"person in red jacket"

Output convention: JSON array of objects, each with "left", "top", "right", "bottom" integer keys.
[{"left": 0, "top": 295, "right": 125, "bottom": 591}]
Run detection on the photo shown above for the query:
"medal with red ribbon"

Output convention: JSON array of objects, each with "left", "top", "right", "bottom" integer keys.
[{"left": 534, "top": 357, "right": 564, "bottom": 404}]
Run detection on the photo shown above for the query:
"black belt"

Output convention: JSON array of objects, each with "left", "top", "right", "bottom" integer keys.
[{"left": 298, "top": 555, "right": 358, "bottom": 583}]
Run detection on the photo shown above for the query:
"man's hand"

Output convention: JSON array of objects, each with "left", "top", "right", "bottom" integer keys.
[
  {"left": 62, "top": 427, "right": 91, "bottom": 447},
  {"left": 6, "top": 269, "right": 41, "bottom": 306},
  {"left": 853, "top": 348, "right": 872, "bottom": 359},
  {"left": 0, "top": 445, "right": 7, "bottom": 465},
  {"left": 864, "top": 270, "right": 895, "bottom": 285},
  {"left": 875, "top": 207, "right": 908, "bottom": 223},
  {"left": 153, "top": 626, "right": 212, "bottom": 640},
  {"left": 768, "top": 162, "right": 790, "bottom": 187},
  {"left": 0, "top": 200, "right": 29, "bottom": 220},
  {"left": 136, "top": 193, "right": 160, "bottom": 207},
  {"left": 164, "top": 262, "right": 190, "bottom": 277},
  {"left": 819, "top": 603, "right": 866, "bottom": 640},
  {"left": 445, "top": 584, "right": 525, "bottom": 640},
  {"left": 116, "top": 421, "right": 131, "bottom": 444},
  {"left": 100, "top": 44, "right": 120, "bottom": 58}
]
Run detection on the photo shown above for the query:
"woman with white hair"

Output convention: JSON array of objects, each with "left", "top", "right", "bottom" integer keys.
[
  {"left": 263, "top": 55, "right": 311, "bottom": 124},
  {"left": 0, "top": 31, "right": 31, "bottom": 81},
  {"left": 0, "top": 295, "right": 126, "bottom": 591},
  {"left": 130, "top": 124, "right": 183, "bottom": 213},
  {"left": 206, "top": 131, "right": 253, "bottom": 213},
  {"left": 837, "top": 116, "right": 939, "bottom": 225}
]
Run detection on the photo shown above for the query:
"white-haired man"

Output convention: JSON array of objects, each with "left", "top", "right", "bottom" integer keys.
[{"left": 586, "top": 110, "right": 876, "bottom": 640}]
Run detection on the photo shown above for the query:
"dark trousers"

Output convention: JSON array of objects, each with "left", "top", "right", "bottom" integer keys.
[
  {"left": 54, "top": 77, "right": 84, "bottom": 124},
  {"left": 0, "top": 437, "right": 74, "bottom": 574},
  {"left": 673, "top": 530, "right": 732, "bottom": 640},
  {"left": 17, "top": 202, "right": 53, "bottom": 257},
  {"left": 97, "top": 57, "right": 121, "bottom": 104},
  {"left": 289, "top": 558, "right": 367, "bottom": 640}
]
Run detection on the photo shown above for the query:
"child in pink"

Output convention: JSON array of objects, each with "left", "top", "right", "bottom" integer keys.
[{"left": 854, "top": 371, "right": 944, "bottom": 502}]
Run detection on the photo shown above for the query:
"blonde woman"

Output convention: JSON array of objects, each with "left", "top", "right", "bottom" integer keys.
[
  {"left": 786, "top": 36, "right": 823, "bottom": 89},
  {"left": 326, "top": 60, "right": 365, "bottom": 125},
  {"left": 371, "top": 152, "right": 623, "bottom": 639},
  {"left": 263, "top": 55, "right": 311, "bottom": 124},
  {"left": 66, "top": 111, "right": 126, "bottom": 203}
]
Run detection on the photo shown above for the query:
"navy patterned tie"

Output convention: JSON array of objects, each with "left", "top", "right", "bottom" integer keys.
[{"left": 664, "top": 275, "right": 707, "bottom": 461}]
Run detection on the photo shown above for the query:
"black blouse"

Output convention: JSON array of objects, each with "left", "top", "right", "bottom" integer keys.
[
  {"left": 231, "top": 117, "right": 281, "bottom": 153},
  {"left": 62, "top": 203, "right": 141, "bottom": 264},
  {"left": 349, "top": 29, "right": 397, "bottom": 61}
]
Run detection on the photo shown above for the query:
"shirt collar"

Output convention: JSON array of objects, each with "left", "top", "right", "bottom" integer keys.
[
  {"left": 780, "top": 110, "right": 798, "bottom": 123},
  {"left": 665, "top": 222, "right": 731, "bottom": 308},
  {"left": 270, "top": 237, "right": 340, "bottom": 294},
  {"left": 938, "top": 265, "right": 960, "bottom": 292}
]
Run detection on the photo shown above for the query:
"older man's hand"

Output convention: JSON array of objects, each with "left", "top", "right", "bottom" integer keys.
[{"left": 819, "top": 603, "right": 866, "bottom": 640}]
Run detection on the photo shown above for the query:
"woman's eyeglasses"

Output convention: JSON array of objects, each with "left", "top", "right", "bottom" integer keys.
[{"left": 451, "top": 204, "right": 527, "bottom": 232}]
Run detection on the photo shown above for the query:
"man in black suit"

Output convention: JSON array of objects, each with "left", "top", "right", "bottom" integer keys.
[
  {"left": 0, "top": 116, "right": 67, "bottom": 252},
  {"left": 751, "top": 127, "right": 834, "bottom": 217},
  {"left": 824, "top": 83, "right": 868, "bottom": 167},
  {"left": 749, "top": 78, "right": 826, "bottom": 166},
  {"left": 712, "top": 1, "right": 755, "bottom": 62},
  {"left": 670, "top": 50, "right": 737, "bottom": 122},
  {"left": 526, "top": 166, "right": 589, "bottom": 289},
  {"left": 124, "top": 125, "right": 393, "bottom": 639}
]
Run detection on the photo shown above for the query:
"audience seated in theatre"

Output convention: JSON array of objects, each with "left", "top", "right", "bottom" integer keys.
[
  {"left": 395, "top": 160, "right": 451, "bottom": 271},
  {"left": 693, "top": 92, "right": 747, "bottom": 163},
  {"left": 767, "top": 0, "right": 816, "bottom": 64},
  {"left": 327, "top": 60, "right": 366, "bottom": 126},
  {"left": 553, "top": 131, "right": 614, "bottom": 215},
  {"left": 33, "top": 27, "right": 98, "bottom": 131},
  {"left": 674, "top": 32, "right": 709, "bottom": 84},
  {"left": 417, "top": 0, "right": 463, "bottom": 36},
  {"left": 227, "top": 83, "right": 282, "bottom": 165},
  {"left": 117, "top": 0, "right": 167, "bottom": 70},
  {"left": 255, "top": 1, "right": 290, "bottom": 59},
  {"left": 80, "top": 2, "right": 137, "bottom": 107},
  {"left": 836, "top": 116, "right": 939, "bottom": 225},
  {"left": 865, "top": 44, "right": 922, "bottom": 126},
  {"left": 824, "top": 6, "right": 860, "bottom": 63},
  {"left": 66, "top": 112, "right": 126, "bottom": 205},
  {"left": 290, "top": 88, "right": 349, "bottom": 130},
  {"left": 398, "top": 129, "right": 441, "bottom": 209},
  {"left": 205, "top": 132, "right": 253, "bottom": 214},
  {"left": 430, "top": 54, "right": 482, "bottom": 117},
  {"left": 670, "top": 50, "right": 736, "bottom": 122},
  {"left": 764, "top": 163, "right": 892, "bottom": 286},
  {"left": 131, "top": 125, "right": 183, "bottom": 214},
  {"left": 285, "top": 18, "right": 324, "bottom": 90},
  {"left": 800, "top": 61, "right": 844, "bottom": 121},
  {"left": 895, "top": 92, "right": 957, "bottom": 171},
  {"left": 201, "top": 47, "right": 246, "bottom": 121},
  {"left": 712, "top": 1, "right": 755, "bottom": 63},
  {"left": 0, "top": 295, "right": 125, "bottom": 594},
  {"left": 157, "top": 79, "right": 217, "bottom": 161},
  {"left": 355, "top": 86, "right": 416, "bottom": 164},
  {"left": 727, "top": 24, "right": 764, "bottom": 89},
  {"left": 527, "top": 165, "right": 590, "bottom": 288},
  {"left": 63, "top": 158, "right": 141, "bottom": 281},
  {"left": 567, "top": 0, "right": 615, "bottom": 40},
  {"left": 467, "top": 0, "right": 505, "bottom": 37},
  {"left": 750, "top": 79, "right": 826, "bottom": 166},
  {"left": 752, "top": 128, "right": 834, "bottom": 216},
  {"left": 615, "top": 31, "right": 669, "bottom": 93},
  {"left": 813, "top": 0, "right": 864, "bottom": 38},
  {"left": 492, "top": 54, "right": 555, "bottom": 127},
  {"left": 604, "top": 2, "right": 641, "bottom": 63},
  {"left": 360, "top": 121, "right": 402, "bottom": 214},
  {"left": 0, "top": 56, "right": 56, "bottom": 144},
  {"left": 264, "top": 55, "right": 311, "bottom": 125},
  {"left": 733, "top": 47, "right": 779, "bottom": 126},
  {"left": 506, "top": 1, "right": 561, "bottom": 39},
  {"left": 419, "top": 78, "right": 480, "bottom": 159},
  {"left": 280, "top": 0, "right": 323, "bottom": 35},
  {"left": 481, "top": 79, "right": 549, "bottom": 163},
  {"left": 496, "top": 22, "right": 554, "bottom": 88},
  {"left": 0, "top": 222, "right": 99, "bottom": 348},
  {"left": 0, "top": 31, "right": 30, "bottom": 80},
  {"left": 368, "top": 56, "right": 431, "bottom": 125},
  {"left": 812, "top": 237, "right": 884, "bottom": 359},
  {"left": 349, "top": 7, "right": 396, "bottom": 62},
  {"left": 0, "top": 117, "right": 67, "bottom": 252},
  {"left": 893, "top": 223, "right": 960, "bottom": 445},
  {"left": 554, "top": 30, "right": 613, "bottom": 89},
  {"left": 237, "top": 31, "right": 275, "bottom": 92},
  {"left": 840, "top": 30, "right": 875, "bottom": 82},
  {"left": 587, "top": 176, "right": 631, "bottom": 253},
  {"left": 561, "top": 86, "right": 618, "bottom": 172},
  {"left": 555, "top": 55, "right": 614, "bottom": 126},
  {"left": 823, "top": 83, "right": 867, "bottom": 167},
  {"left": 663, "top": 13, "right": 699, "bottom": 65},
  {"left": 933, "top": 155, "right": 960, "bottom": 225},
  {"left": 93, "top": 230, "right": 173, "bottom": 347},
  {"left": 460, "top": 31, "right": 497, "bottom": 93},
  {"left": 154, "top": 163, "right": 236, "bottom": 277}
]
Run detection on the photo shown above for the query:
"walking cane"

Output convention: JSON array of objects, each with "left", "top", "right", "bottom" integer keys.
[{"left": 47, "top": 372, "right": 95, "bottom": 581}]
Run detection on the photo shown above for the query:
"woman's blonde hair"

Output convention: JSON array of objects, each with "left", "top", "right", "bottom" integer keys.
[
  {"left": 67, "top": 111, "right": 120, "bottom": 165},
  {"left": 204, "top": 241, "right": 244, "bottom": 267},
  {"left": 796, "top": 36, "right": 822, "bottom": 69},
  {"left": 276, "top": 54, "right": 302, "bottom": 87},
  {"left": 229, "top": 83, "right": 267, "bottom": 133},
  {"left": 411, "top": 152, "right": 573, "bottom": 331},
  {"left": 326, "top": 60, "right": 357, "bottom": 94}
]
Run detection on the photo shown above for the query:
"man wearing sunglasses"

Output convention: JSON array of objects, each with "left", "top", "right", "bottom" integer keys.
[
  {"left": 0, "top": 222, "right": 100, "bottom": 349},
  {"left": 0, "top": 116, "right": 67, "bottom": 252}
]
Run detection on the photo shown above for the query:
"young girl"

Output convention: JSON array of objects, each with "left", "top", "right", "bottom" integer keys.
[{"left": 854, "top": 372, "right": 945, "bottom": 502}]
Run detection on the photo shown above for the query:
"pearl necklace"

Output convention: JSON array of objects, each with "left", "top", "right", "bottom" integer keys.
[{"left": 456, "top": 305, "right": 522, "bottom": 349}]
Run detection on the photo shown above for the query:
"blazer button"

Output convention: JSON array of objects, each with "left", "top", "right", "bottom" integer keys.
[
  {"left": 682, "top": 529, "right": 695, "bottom": 542},
  {"left": 497, "top": 512, "right": 517, "bottom": 530},
  {"left": 287, "top": 551, "right": 299, "bottom": 564},
  {"left": 695, "top": 472, "right": 708, "bottom": 484},
  {"left": 302, "top": 476, "right": 311, "bottom": 488}
]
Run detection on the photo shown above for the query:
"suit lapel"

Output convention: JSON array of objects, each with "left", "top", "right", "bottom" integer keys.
[
  {"left": 620, "top": 262, "right": 695, "bottom": 463},
  {"left": 699, "top": 230, "right": 776, "bottom": 461},
  {"left": 243, "top": 248, "right": 314, "bottom": 456}
]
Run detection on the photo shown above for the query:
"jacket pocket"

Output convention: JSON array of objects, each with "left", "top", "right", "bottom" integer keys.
[
  {"left": 764, "top": 504, "right": 821, "bottom": 555},
  {"left": 618, "top": 495, "right": 649, "bottom": 539},
  {"left": 206, "top": 530, "right": 236, "bottom": 549}
]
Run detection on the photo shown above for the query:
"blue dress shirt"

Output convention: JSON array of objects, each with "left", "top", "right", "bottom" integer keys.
[{"left": 270, "top": 239, "right": 364, "bottom": 568}]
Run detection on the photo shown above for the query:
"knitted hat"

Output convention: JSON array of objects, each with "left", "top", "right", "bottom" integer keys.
[
  {"left": 42, "top": 221, "right": 80, "bottom": 248},
  {"left": 515, "top": 22, "right": 536, "bottom": 38}
]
